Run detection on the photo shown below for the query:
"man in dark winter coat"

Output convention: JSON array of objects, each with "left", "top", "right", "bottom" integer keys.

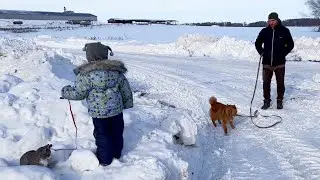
[{"left": 255, "top": 12, "right": 294, "bottom": 110}]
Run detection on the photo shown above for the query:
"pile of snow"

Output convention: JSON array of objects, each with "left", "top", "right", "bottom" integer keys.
[
  {"left": 175, "top": 34, "right": 320, "bottom": 61},
  {"left": 0, "top": 37, "right": 37, "bottom": 59},
  {"left": 68, "top": 150, "right": 99, "bottom": 172},
  {"left": 291, "top": 36, "right": 320, "bottom": 61},
  {"left": 34, "top": 33, "right": 320, "bottom": 62}
]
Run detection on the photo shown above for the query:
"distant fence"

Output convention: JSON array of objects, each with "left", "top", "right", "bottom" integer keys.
[
  {"left": 108, "top": 18, "right": 178, "bottom": 25},
  {"left": 0, "top": 14, "right": 97, "bottom": 21}
]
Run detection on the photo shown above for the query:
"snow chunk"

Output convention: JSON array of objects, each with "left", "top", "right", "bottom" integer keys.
[
  {"left": 19, "top": 104, "right": 37, "bottom": 121},
  {"left": 0, "top": 105, "right": 19, "bottom": 121},
  {"left": 68, "top": 150, "right": 99, "bottom": 172},
  {"left": 313, "top": 73, "right": 320, "bottom": 83},
  {"left": 0, "top": 74, "right": 23, "bottom": 84},
  {"left": 0, "top": 93, "right": 18, "bottom": 106},
  {"left": 0, "top": 138, "right": 17, "bottom": 158},
  {"left": 0, "top": 81, "right": 11, "bottom": 93},
  {"left": 162, "top": 111, "right": 197, "bottom": 146},
  {"left": 16, "top": 127, "right": 51, "bottom": 157},
  {"left": 9, "top": 83, "right": 40, "bottom": 102},
  {"left": 0, "top": 166, "right": 57, "bottom": 180},
  {"left": 0, "top": 74, "right": 23, "bottom": 93}
]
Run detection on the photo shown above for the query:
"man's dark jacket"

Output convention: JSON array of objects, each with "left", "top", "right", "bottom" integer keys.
[{"left": 255, "top": 21, "right": 294, "bottom": 66}]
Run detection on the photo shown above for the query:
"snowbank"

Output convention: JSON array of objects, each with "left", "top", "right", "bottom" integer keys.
[
  {"left": 0, "top": 166, "right": 57, "bottom": 180},
  {"left": 33, "top": 33, "right": 320, "bottom": 62},
  {"left": 0, "top": 37, "right": 37, "bottom": 58},
  {"left": 137, "top": 34, "right": 320, "bottom": 62}
]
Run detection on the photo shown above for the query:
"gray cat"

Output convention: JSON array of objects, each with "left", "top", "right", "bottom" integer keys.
[{"left": 20, "top": 144, "right": 52, "bottom": 167}]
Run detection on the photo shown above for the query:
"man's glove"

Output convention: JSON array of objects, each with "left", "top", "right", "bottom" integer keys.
[{"left": 110, "top": 51, "right": 114, "bottom": 56}]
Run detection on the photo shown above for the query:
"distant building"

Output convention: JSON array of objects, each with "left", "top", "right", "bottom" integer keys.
[
  {"left": 108, "top": 18, "right": 178, "bottom": 25},
  {"left": 0, "top": 9, "right": 97, "bottom": 21}
]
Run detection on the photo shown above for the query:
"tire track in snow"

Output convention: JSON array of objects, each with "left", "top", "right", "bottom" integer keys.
[
  {"left": 126, "top": 62, "right": 210, "bottom": 119},
  {"left": 260, "top": 128, "right": 320, "bottom": 180}
]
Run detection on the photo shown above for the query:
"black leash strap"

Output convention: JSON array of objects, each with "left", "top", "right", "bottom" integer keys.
[
  {"left": 248, "top": 55, "right": 283, "bottom": 128},
  {"left": 236, "top": 110, "right": 258, "bottom": 118}
]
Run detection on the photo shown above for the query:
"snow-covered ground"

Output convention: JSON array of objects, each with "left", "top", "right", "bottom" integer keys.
[{"left": 0, "top": 25, "right": 319, "bottom": 179}]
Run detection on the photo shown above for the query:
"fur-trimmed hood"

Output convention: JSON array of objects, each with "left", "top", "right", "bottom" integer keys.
[{"left": 73, "top": 60, "right": 127, "bottom": 75}]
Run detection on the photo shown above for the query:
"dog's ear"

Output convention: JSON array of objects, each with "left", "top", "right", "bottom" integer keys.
[
  {"left": 209, "top": 96, "right": 217, "bottom": 105},
  {"left": 231, "top": 105, "right": 237, "bottom": 115}
]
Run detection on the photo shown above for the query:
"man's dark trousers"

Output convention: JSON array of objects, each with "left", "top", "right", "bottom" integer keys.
[{"left": 263, "top": 65, "right": 285, "bottom": 102}]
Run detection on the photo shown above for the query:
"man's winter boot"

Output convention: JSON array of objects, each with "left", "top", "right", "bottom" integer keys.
[
  {"left": 261, "top": 100, "right": 271, "bottom": 110},
  {"left": 277, "top": 100, "right": 283, "bottom": 109}
]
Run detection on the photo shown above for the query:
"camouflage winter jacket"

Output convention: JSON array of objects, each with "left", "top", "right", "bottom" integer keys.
[{"left": 61, "top": 60, "right": 133, "bottom": 118}]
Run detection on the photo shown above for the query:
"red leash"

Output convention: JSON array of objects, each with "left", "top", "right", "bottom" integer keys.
[
  {"left": 52, "top": 99, "right": 78, "bottom": 151},
  {"left": 68, "top": 99, "right": 78, "bottom": 149},
  {"left": 68, "top": 100, "right": 78, "bottom": 131}
]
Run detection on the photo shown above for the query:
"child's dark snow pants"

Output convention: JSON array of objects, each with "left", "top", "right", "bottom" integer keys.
[{"left": 92, "top": 113, "right": 124, "bottom": 165}]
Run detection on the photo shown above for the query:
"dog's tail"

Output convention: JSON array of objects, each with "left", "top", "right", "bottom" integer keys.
[{"left": 209, "top": 96, "right": 217, "bottom": 105}]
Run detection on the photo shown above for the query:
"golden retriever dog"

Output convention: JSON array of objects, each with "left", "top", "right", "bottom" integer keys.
[{"left": 209, "top": 96, "right": 238, "bottom": 135}]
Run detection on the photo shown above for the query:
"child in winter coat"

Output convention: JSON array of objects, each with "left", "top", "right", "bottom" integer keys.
[{"left": 61, "top": 42, "right": 133, "bottom": 166}]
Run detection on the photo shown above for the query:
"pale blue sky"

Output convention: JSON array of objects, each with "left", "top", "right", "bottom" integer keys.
[{"left": 1, "top": 0, "right": 311, "bottom": 23}]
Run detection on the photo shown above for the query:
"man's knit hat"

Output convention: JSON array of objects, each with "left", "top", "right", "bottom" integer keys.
[{"left": 268, "top": 12, "right": 279, "bottom": 20}]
